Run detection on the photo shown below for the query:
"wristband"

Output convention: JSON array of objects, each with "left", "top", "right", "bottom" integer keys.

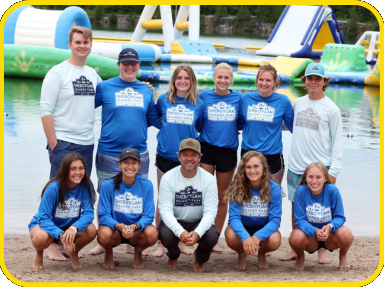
[
  {"left": 69, "top": 226, "right": 78, "bottom": 233},
  {"left": 328, "top": 223, "right": 334, "bottom": 231},
  {"left": 134, "top": 223, "right": 141, "bottom": 231}
]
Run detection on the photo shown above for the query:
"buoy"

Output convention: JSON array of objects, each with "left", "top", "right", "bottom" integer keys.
[
  {"left": 4, "top": 113, "right": 8, "bottom": 116},
  {"left": 347, "top": 133, "right": 353, "bottom": 138}
]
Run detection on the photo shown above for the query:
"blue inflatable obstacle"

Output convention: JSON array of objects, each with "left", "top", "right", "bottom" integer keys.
[{"left": 4, "top": 5, "right": 91, "bottom": 49}]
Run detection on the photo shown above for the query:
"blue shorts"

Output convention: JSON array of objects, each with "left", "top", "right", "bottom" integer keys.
[
  {"left": 96, "top": 150, "right": 149, "bottom": 192},
  {"left": 47, "top": 140, "right": 94, "bottom": 179}
]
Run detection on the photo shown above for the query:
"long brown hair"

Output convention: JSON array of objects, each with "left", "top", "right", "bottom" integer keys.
[
  {"left": 40, "top": 153, "right": 95, "bottom": 210},
  {"left": 166, "top": 64, "right": 199, "bottom": 105},
  {"left": 224, "top": 151, "right": 276, "bottom": 204}
]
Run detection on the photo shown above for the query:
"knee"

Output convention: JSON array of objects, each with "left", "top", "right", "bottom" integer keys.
[
  {"left": 32, "top": 231, "right": 51, "bottom": 249},
  {"left": 85, "top": 223, "right": 97, "bottom": 238},
  {"left": 144, "top": 226, "right": 159, "bottom": 245},
  {"left": 289, "top": 229, "right": 305, "bottom": 248},
  {"left": 337, "top": 226, "right": 354, "bottom": 245},
  {"left": 266, "top": 231, "right": 281, "bottom": 251},
  {"left": 97, "top": 227, "right": 113, "bottom": 246},
  {"left": 224, "top": 226, "right": 239, "bottom": 247}
]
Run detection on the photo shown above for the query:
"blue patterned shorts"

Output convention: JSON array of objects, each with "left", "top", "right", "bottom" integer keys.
[
  {"left": 96, "top": 150, "right": 149, "bottom": 192},
  {"left": 287, "top": 169, "right": 303, "bottom": 202}
]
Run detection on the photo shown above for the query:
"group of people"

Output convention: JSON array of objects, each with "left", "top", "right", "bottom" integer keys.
[{"left": 29, "top": 26, "right": 354, "bottom": 272}]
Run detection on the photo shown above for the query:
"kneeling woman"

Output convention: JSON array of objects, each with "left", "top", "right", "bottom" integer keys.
[
  {"left": 224, "top": 151, "right": 282, "bottom": 270},
  {"left": 97, "top": 148, "right": 158, "bottom": 269},
  {"left": 289, "top": 162, "right": 354, "bottom": 270},
  {"left": 29, "top": 153, "right": 96, "bottom": 270}
]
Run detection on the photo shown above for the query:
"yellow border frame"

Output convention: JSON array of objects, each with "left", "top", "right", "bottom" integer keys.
[{"left": 1, "top": 0, "right": 383, "bottom": 286}]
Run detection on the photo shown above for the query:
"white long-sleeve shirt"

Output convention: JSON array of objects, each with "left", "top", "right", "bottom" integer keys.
[
  {"left": 288, "top": 95, "right": 343, "bottom": 177},
  {"left": 158, "top": 166, "right": 218, "bottom": 238},
  {"left": 40, "top": 61, "right": 102, "bottom": 145}
]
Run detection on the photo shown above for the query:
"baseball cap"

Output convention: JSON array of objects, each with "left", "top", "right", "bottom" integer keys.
[
  {"left": 178, "top": 138, "right": 202, "bottom": 155},
  {"left": 305, "top": 63, "right": 325, "bottom": 78},
  {"left": 118, "top": 48, "right": 140, "bottom": 63},
  {"left": 119, "top": 148, "right": 140, "bottom": 162}
]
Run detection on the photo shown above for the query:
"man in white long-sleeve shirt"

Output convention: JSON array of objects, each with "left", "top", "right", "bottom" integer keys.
[
  {"left": 40, "top": 26, "right": 102, "bottom": 178},
  {"left": 158, "top": 138, "right": 219, "bottom": 272},
  {"left": 279, "top": 63, "right": 343, "bottom": 263}
]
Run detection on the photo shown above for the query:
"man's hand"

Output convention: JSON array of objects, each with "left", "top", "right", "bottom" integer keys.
[
  {"left": 180, "top": 231, "right": 190, "bottom": 244},
  {"left": 329, "top": 174, "right": 337, "bottom": 184},
  {"left": 121, "top": 224, "right": 135, "bottom": 239},
  {"left": 185, "top": 231, "right": 199, "bottom": 246},
  {"left": 142, "top": 81, "right": 154, "bottom": 92}
]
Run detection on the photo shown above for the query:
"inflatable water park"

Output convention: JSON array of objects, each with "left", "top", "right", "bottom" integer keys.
[{"left": 3, "top": 5, "right": 380, "bottom": 87}]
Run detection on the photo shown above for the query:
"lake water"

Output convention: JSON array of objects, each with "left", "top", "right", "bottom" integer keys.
[{"left": 3, "top": 30, "right": 380, "bottom": 237}]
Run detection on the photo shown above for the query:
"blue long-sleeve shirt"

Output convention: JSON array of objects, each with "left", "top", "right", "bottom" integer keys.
[
  {"left": 238, "top": 91, "right": 294, "bottom": 155},
  {"left": 28, "top": 181, "right": 94, "bottom": 240},
  {"left": 198, "top": 89, "right": 242, "bottom": 150},
  {"left": 156, "top": 93, "right": 204, "bottom": 161},
  {"left": 228, "top": 180, "right": 282, "bottom": 242},
  {"left": 95, "top": 77, "right": 161, "bottom": 155},
  {"left": 98, "top": 176, "right": 155, "bottom": 232},
  {"left": 294, "top": 183, "right": 346, "bottom": 237}
]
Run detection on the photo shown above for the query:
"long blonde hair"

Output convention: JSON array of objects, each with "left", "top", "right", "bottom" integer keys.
[
  {"left": 224, "top": 151, "right": 275, "bottom": 204},
  {"left": 298, "top": 162, "right": 332, "bottom": 186},
  {"left": 166, "top": 64, "right": 198, "bottom": 105}
]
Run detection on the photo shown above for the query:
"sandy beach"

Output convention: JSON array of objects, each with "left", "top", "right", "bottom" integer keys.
[{"left": 3, "top": 235, "right": 380, "bottom": 283}]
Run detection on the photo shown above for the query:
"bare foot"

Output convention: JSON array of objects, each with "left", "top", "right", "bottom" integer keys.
[
  {"left": 166, "top": 258, "right": 178, "bottom": 270},
  {"left": 126, "top": 244, "right": 149, "bottom": 256},
  {"left": 339, "top": 253, "right": 350, "bottom": 269},
  {"left": 294, "top": 252, "right": 305, "bottom": 271},
  {"left": 212, "top": 243, "right": 223, "bottom": 253},
  {"left": 235, "top": 253, "right": 247, "bottom": 270},
  {"left": 132, "top": 249, "right": 145, "bottom": 269},
  {"left": 179, "top": 242, "right": 194, "bottom": 255},
  {"left": 47, "top": 243, "right": 67, "bottom": 261},
  {"left": 59, "top": 245, "right": 83, "bottom": 259},
  {"left": 32, "top": 252, "right": 44, "bottom": 270},
  {"left": 70, "top": 253, "right": 83, "bottom": 270},
  {"left": 257, "top": 250, "right": 269, "bottom": 269},
  {"left": 88, "top": 244, "right": 105, "bottom": 255},
  {"left": 193, "top": 259, "right": 205, "bottom": 272},
  {"left": 152, "top": 242, "right": 165, "bottom": 257},
  {"left": 102, "top": 250, "right": 115, "bottom": 269},
  {"left": 318, "top": 248, "right": 330, "bottom": 264},
  {"left": 278, "top": 249, "right": 297, "bottom": 261}
]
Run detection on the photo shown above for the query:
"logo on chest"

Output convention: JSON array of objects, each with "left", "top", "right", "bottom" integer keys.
[
  {"left": 114, "top": 191, "right": 143, "bottom": 214},
  {"left": 295, "top": 108, "right": 321, "bottom": 130},
  {"left": 72, "top": 76, "right": 95, "bottom": 96},
  {"left": 306, "top": 202, "right": 332, "bottom": 223},
  {"left": 175, "top": 186, "right": 202, "bottom": 207},
  {"left": 115, "top": 87, "right": 144, "bottom": 107},
  {"left": 247, "top": 102, "right": 275, "bottom": 122},
  {"left": 167, "top": 104, "right": 194, "bottom": 125},
  {"left": 55, "top": 197, "right": 81, "bottom": 219},
  {"left": 240, "top": 195, "right": 269, "bottom": 217},
  {"left": 208, "top": 101, "right": 236, "bottom": 121}
]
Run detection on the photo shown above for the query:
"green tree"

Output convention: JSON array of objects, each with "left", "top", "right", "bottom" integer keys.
[
  {"left": 94, "top": 5, "right": 103, "bottom": 21},
  {"left": 347, "top": 6, "right": 358, "bottom": 38},
  {"left": 110, "top": 12, "right": 117, "bottom": 24},
  {"left": 216, "top": 6, "right": 229, "bottom": 18},
  {"left": 235, "top": 6, "right": 251, "bottom": 21}
]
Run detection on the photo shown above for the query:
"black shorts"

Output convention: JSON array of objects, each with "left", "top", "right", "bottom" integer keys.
[
  {"left": 241, "top": 149, "right": 285, "bottom": 175},
  {"left": 112, "top": 231, "right": 136, "bottom": 248},
  {"left": 200, "top": 141, "right": 237, "bottom": 173},
  {"left": 155, "top": 154, "right": 180, "bottom": 174},
  {"left": 307, "top": 241, "right": 335, "bottom": 254}
]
